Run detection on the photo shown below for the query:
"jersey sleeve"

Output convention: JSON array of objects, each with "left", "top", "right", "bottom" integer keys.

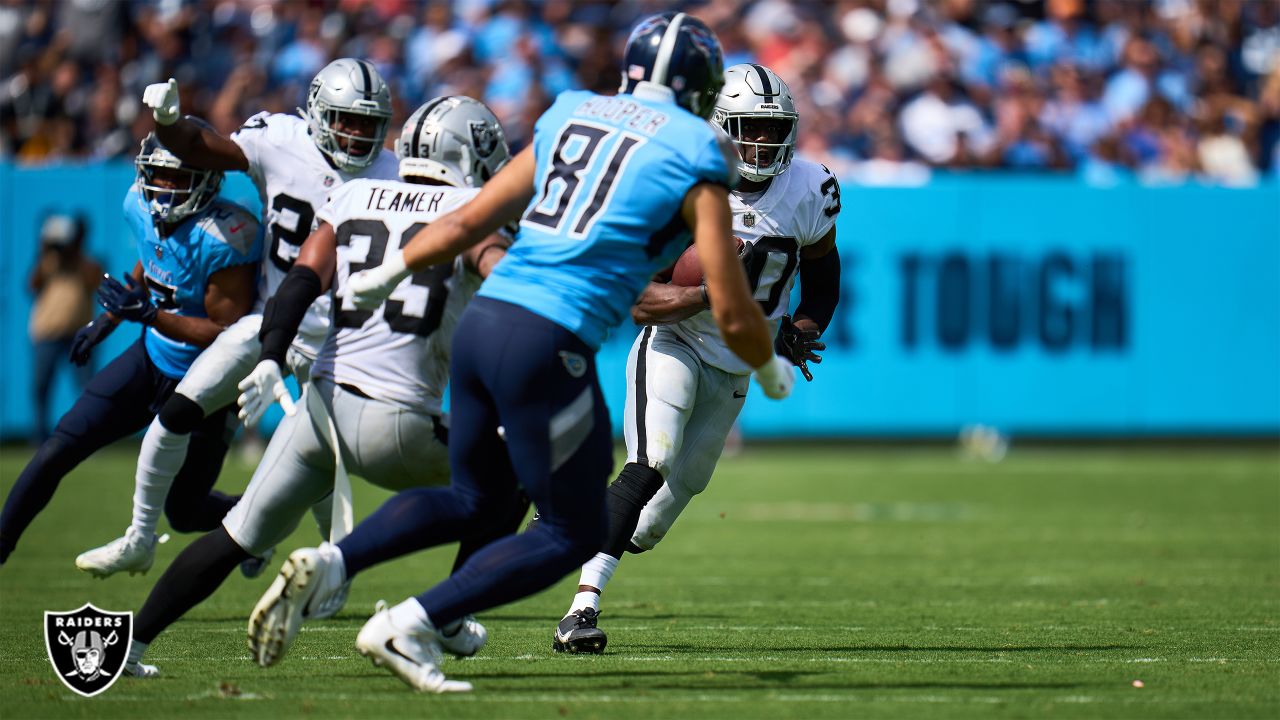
[
  {"left": 804, "top": 163, "right": 842, "bottom": 244},
  {"left": 229, "top": 111, "right": 278, "bottom": 185},
  {"left": 690, "top": 123, "right": 740, "bottom": 190},
  {"left": 199, "top": 202, "right": 263, "bottom": 275},
  {"left": 123, "top": 187, "right": 150, "bottom": 243},
  {"left": 315, "top": 182, "right": 358, "bottom": 228}
]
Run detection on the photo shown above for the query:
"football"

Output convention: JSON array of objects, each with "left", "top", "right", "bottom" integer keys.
[{"left": 670, "top": 236, "right": 747, "bottom": 286}]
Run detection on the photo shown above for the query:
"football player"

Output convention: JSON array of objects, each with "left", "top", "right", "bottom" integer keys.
[
  {"left": 255, "top": 13, "right": 793, "bottom": 694},
  {"left": 0, "top": 134, "right": 260, "bottom": 568},
  {"left": 75, "top": 58, "right": 400, "bottom": 578},
  {"left": 553, "top": 64, "right": 842, "bottom": 654},
  {"left": 120, "top": 96, "right": 520, "bottom": 680}
]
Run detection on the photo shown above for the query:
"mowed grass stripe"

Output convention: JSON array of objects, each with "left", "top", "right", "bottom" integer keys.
[{"left": 1, "top": 443, "right": 1277, "bottom": 719}]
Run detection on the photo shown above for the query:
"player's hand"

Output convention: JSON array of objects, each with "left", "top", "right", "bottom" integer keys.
[
  {"left": 237, "top": 360, "right": 296, "bottom": 428},
  {"left": 774, "top": 314, "right": 825, "bottom": 382},
  {"left": 347, "top": 249, "right": 409, "bottom": 310},
  {"left": 69, "top": 317, "right": 113, "bottom": 366},
  {"left": 97, "top": 274, "right": 158, "bottom": 325},
  {"left": 752, "top": 355, "right": 794, "bottom": 400},
  {"left": 143, "top": 78, "right": 180, "bottom": 125}
]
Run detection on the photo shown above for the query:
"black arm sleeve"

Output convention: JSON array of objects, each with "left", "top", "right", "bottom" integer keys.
[
  {"left": 258, "top": 265, "right": 323, "bottom": 366},
  {"left": 794, "top": 246, "right": 841, "bottom": 334}
]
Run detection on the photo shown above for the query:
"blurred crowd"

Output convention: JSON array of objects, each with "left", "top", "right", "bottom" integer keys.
[{"left": 3, "top": 0, "right": 1279, "bottom": 186}]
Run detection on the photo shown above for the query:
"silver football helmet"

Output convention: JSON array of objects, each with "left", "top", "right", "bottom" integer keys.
[
  {"left": 302, "top": 58, "right": 393, "bottom": 172},
  {"left": 396, "top": 96, "right": 510, "bottom": 188},
  {"left": 711, "top": 63, "right": 798, "bottom": 182},
  {"left": 135, "top": 129, "right": 223, "bottom": 225}
]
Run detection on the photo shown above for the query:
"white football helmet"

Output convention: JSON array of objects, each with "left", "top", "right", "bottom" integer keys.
[
  {"left": 302, "top": 58, "right": 393, "bottom": 172},
  {"left": 711, "top": 63, "right": 798, "bottom": 182},
  {"left": 396, "top": 96, "right": 510, "bottom": 188}
]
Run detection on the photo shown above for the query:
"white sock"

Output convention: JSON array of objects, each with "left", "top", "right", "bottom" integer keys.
[
  {"left": 131, "top": 419, "right": 191, "bottom": 537},
  {"left": 128, "top": 639, "right": 149, "bottom": 666},
  {"left": 578, "top": 552, "right": 619, "bottom": 593},
  {"left": 570, "top": 591, "right": 600, "bottom": 615},
  {"left": 387, "top": 598, "right": 433, "bottom": 635}
]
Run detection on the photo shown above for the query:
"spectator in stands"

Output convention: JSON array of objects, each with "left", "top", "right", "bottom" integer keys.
[{"left": 28, "top": 213, "right": 100, "bottom": 445}]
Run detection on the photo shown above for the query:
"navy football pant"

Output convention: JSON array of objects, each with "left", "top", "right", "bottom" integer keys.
[
  {"left": 338, "top": 298, "right": 611, "bottom": 626},
  {"left": 0, "top": 337, "right": 237, "bottom": 563}
]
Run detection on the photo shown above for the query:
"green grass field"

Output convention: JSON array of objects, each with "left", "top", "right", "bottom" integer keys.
[{"left": 1, "top": 442, "right": 1277, "bottom": 719}]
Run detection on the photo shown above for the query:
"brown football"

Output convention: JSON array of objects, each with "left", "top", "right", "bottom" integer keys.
[{"left": 670, "top": 236, "right": 746, "bottom": 286}]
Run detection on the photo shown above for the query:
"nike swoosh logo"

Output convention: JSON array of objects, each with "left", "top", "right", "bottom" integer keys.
[
  {"left": 230, "top": 223, "right": 246, "bottom": 233},
  {"left": 384, "top": 638, "right": 418, "bottom": 664},
  {"left": 733, "top": 391, "right": 747, "bottom": 398}
]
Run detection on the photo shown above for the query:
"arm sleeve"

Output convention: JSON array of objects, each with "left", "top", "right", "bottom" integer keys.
[
  {"left": 795, "top": 245, "right": 840, "bottom": 333},
  {"left": 258, "top": 265, "right": 323, "bottom": 365}
]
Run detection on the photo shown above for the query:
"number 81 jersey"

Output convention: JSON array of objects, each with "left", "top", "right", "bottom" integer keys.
[
  {"left": 313, "top": 179, "right": 484, "bottom": 414},
  {"left": 669, "top": 158, "right": 841, "bottom": 375}
]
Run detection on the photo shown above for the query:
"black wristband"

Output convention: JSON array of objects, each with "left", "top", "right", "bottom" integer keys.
[{"left": 260, "top": 265, "right": 323, "bottom": 366}]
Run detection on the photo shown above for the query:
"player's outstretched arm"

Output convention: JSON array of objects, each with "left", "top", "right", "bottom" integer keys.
[
  {"left": 686, "top": 183, "right": 792, "bottom": 399},
  {"left": 347, "top": 146, "right": 537, "bottom": 309},
  {"left": 144, "top": 78, "right": 249, "bottom": 171}
]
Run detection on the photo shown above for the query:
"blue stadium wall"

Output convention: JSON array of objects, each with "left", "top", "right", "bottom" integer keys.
[{"left": 2, "top": 163, "right": 1277, "bottom": 439}]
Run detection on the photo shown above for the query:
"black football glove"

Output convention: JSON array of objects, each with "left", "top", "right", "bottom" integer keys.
[
  {"left": 774, "top": 314, "right": 824, "bottom": 382},
  {"left": 97, "top": 274, "right": 157, "bottom": 325},
  {"left": 69, "top": 316, "right": 114, "bottom": 366}
]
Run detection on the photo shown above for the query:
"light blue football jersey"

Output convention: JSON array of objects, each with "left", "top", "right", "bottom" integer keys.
[
  {"left": 123, "top": 188, "right": 262, "bottom": 378},
  {"left": 479, "top": 89, "right": 737, "bottom": 349}
]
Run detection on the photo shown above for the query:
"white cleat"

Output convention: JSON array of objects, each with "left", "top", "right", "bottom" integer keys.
[
  {"left": 124, "top": 661, "right": 160, "bottom": 679},
  {"left": 247, "top": 543, "right": 345, "bottom": 667},
  {"left": 438, "top": 615, "right": 487, "bottom": 658},
  {"left": 355, "top": 608, "right": 472, "bottom": 694},
  {"left": 307, "top": 579, "right": 351, "bottom": 620},
  {"left": 75, "top": 528, "right": 156, "bottom": 578},
  {"left": 240, "top": 546, "right": 275, "bottom": 579}
]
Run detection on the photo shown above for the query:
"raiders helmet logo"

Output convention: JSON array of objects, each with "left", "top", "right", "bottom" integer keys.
[
  {"left": 44, "top": 603, "right": 133, "bottom": 697},
  {"left": 469, "top": 120, "right": 499, "bottom": 158}
]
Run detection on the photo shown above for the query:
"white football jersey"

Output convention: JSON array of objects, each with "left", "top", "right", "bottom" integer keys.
[
  {"left": 669, "top": 158, "right": 841, "bottom": 375},
  {"left": 312, "top": 179, "right": 484, "bottom": 414},
  {"left": 231, "top": 112, "right": 400, "bottom": 355}
]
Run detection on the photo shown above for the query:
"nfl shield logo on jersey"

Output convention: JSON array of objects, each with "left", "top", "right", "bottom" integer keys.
[
  {"left": 743, "top": 211, "right": 756, "bottom": 228},
  {"left": 44, "top": 604, "right": 132, "bottom": 697}
]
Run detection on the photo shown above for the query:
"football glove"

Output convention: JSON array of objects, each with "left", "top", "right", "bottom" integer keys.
[
  {"left": 347, "top": 248, "right": 410, "bottom": 310},
  {"left": 752, "top": 355, "right": 794, "bottom": 400},
  {"left": 143, "top": 78, "right": 180, "bottom": 125},
  {"left": 69, "top": 316, "right": 114, "bottom": 366},
  {"left": 237, "top": 360, "right": 297, "bottom": 428},
  {"left": 98, "top": 274, "right": 158, "bottom": 325},
  {"left": 774, "top": 314, "right": 824, "bottom": 382}
]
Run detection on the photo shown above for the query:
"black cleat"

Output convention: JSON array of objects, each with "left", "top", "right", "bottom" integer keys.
[{"left": 553, "top": 608, "right": 607, "bottom": 654}]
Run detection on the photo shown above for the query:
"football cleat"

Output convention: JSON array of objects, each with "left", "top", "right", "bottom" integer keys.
[
  {"left": 247, "top": 543, "right": 345, "bottom": 667},
  {"left": 124, "top": 660, "right": 160, "bottom": 679},
  {"left": 240, "top": 546, "right": 275, "bottom": 579},
  {"left": 355, "top": 608, "right": 472, "bottom": 693},
  {"left": 438, "top": 615, "right": 487, "bottom": 658},
  {"left": 75, "top": 527, "right": 156, "bottom": 578},
  {"left": 306, "top": 579, "right": 351, "bottom": 620},
  {"left": 553, "top": 608, "right": 607, "bottom": 654}
]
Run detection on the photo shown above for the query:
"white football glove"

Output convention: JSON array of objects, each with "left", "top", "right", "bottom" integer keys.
[
  {"left": 237, "top": 360, "right": 296, "bottom": 428},
  {"left": 347, "top": 249, "right": 410, "bottom": 310},
  {"left": 143, "top": 78, "right": 180, "bottom": 126},
  {"left": 752, "top": 355, "right": 795, "bottom": 400}
]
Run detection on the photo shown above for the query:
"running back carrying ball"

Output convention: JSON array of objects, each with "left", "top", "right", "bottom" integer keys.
[{"left": 669, "top": 236, "right": 748, "bottom": 287}]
